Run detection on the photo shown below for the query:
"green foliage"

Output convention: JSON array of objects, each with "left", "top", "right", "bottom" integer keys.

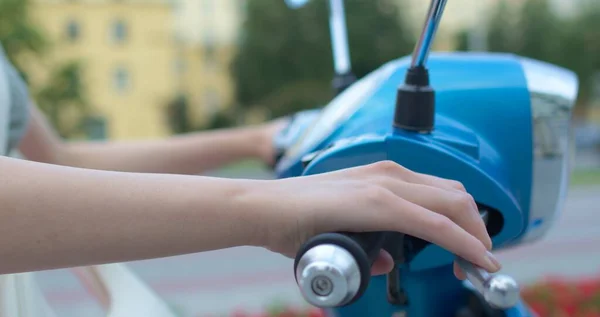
[
  {"left": 231, "top": 0, "right": 415, "bottom": 119},
  {"left": 454, "top": 0, "right": 600, "bottom": 109},
  {"left": 35, "top": 60, "right": 91, "bottom": 138},
  {"left": 204, "top": 110, "right": 238, "bottom": 130},
  {"left": 0, "top": 0, "right": 92, "bottom": 139},
  {"left": 486, "top": 0, "right": 517, "bottom": 53},
  {"left": 514, "top": 0, "right": 563, "bottom": 64},
  {"left": 166, "top": 94, "right": 191, "bottom": 134},
  {"left": 0, "top": 0, "right": 48, "bottom": 81}
]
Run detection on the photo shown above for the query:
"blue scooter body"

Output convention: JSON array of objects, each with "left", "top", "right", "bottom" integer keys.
[{"left": 274, "top": 51, "right": 577, "bottom": 317}]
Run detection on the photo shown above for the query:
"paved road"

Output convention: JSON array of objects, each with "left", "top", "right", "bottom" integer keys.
[{"left": 34, "top": 182, "right": 600, "bottom": 317}]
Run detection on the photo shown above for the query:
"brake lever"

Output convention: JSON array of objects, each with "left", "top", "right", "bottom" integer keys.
[{"left": 455, "top": 257, "right": 520, "bottom": 310}]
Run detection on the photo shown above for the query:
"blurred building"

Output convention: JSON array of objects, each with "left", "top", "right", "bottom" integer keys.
[
  {"left": 172, "top": 0, "right": 246, "bottom": 128},
  {"left": 29, "top": 0, "right": 180, "bottom": 140},
  {"left": 26, "top": 0, "right": 246, "bottom": 140}
]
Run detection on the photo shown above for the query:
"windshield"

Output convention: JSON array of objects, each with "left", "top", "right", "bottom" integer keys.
[{"left": 284, "top": 61, "right": 399, "bottom": 159}]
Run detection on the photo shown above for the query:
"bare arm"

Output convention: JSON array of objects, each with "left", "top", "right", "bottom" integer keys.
[
  {"left": 0, "top": 155, "right": 264, "bottom": 274},
  {"left": 0, "top": 155, "right": 499, "bottom": 277},
  {"left": 19, "top": 106, "right": 281, "bottom": 174}
]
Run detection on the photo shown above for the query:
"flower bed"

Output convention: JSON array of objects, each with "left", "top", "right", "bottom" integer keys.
[
  {"left": 226, "top": 276, "right": 600, "bottom": 317},
  {"left": 228, "top": 307, "right": 325, "bottom": 317},
  {"left": 522, "top": 276, "right": 600, "bottom": 317}
]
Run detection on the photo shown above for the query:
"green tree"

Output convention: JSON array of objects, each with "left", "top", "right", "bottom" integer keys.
[
  {"left": 566, "top": 1, "right": 600, "bottom": 108},
  {"left": 486, "top": 0, "right": 517, "bottom": 53},
  {"left": 35, "top": 61, "right": 91, "bottom": 138},
  {"left": 513, "top": 0, "right": 563, "bottom": 64},
  {"left": 511, "top": 0, "right": 600, "bottom": 109},
  {"left": 0, "top": 0, "right": 92, "bottom": 138},
  {"left": 0, "top": 0, "right": 47, "bottom": 81},
  {"left": 454, "top": 0, "right": 600, "bottom": 111},
  {"left": 231, "top": 0, "right": 415, "bottom": 118},
  {"left": 166, "top": 94, "right": 191, "bottom": 134},
  {"left": 455, "top": 0, "right": 519, "bottom": 52}
]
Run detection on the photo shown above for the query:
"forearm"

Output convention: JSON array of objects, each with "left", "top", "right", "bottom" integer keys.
[
  {"left": 0, "top": 156, "right": 265, "bottom": 274},
  {"left": 62, "top": 127, "right": 264, "bottom": 174}
]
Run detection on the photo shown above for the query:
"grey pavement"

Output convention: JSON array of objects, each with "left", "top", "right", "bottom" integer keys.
[{"left": 33, "top": 178, "right": 600, "bottom": 317}]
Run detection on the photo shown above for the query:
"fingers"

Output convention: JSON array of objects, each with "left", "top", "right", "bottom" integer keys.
[
  {"left": 371, "top": 250, "right": 394, "bottom": 276},
  {"left": 454, "top": 261, "right": 467, "bottom": 280},
  {"left": 359, "top": 161, "right": 492, "bottom": 250},
  {"left": 383, "top": 198, "right": 501, "bottom": 274},
  {"left": 375, "top": 178, "right": 492, "bottom": 251},
  {"left": 340, "top": 161, "right": 499, "bottom": 273},
  {"left": 362, "top": 161, "right": 468, "bottom": 193}
]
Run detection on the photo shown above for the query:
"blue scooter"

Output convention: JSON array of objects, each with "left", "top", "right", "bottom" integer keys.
[{"left": 274, "top": 0, "right": 578, "bottom": 316}]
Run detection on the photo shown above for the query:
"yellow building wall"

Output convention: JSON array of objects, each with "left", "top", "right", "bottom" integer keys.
[
  {"left": 178, "top": 43, "right": 237, "bottom": 127},
  {"left": 173, "top": 0, "right": 245, "bottom": 128},
  {"left": 29, "top": 0, "right": 178, "bottom": 140}
]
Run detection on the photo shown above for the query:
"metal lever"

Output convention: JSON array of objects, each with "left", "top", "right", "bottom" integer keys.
[
  {"left": 455, "top": 257, "right": 520, "bottom": 310},
  {"left": 328, "top": 0, "right": 356, "bottom": 94},
  {"left": 411, "top": 0, "right": 449, "bottom": 68},
  {"left": 329, "top": 0, "right": 351, "bottom": 76}
]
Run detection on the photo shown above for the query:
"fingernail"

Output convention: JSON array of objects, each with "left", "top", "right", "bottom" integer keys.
[{"left": 484, "top": 251, "right": 502, "bottom": 272}]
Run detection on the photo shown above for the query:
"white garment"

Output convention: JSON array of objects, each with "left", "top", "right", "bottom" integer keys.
[{"left": 0, "top": 46, "right": 57, "bottom": 317}]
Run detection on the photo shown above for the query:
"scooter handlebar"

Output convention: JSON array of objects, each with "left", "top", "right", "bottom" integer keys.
[{"left": 294, "top": 232, "right": 387, "bottom": 307}]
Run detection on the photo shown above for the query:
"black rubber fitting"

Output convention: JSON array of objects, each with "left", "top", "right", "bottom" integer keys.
[{"left": 393, "top": 66, "right": 435, "bottom": 132}]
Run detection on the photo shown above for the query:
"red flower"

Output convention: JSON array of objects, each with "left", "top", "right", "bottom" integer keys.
[
  {"left": 528, "top": 302, "right": 549, "bottom": 316},
  {"left": 230, "top": 310, "right": 251, "bottom": 317},
  {"left": 307, "top": 309, "right": 326, "bottom": 317},
  {"left": 578, "top": 280, "right": 600, "bottom": 298}
]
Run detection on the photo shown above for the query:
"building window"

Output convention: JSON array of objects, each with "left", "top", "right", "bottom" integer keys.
[
  {"left": 111, "top": 19, "right": 128, "bottom": 44},
  {"left": 84, "top": 116, "right": 108, "bottom": 140},
  {"left": 113, "top": 67, "right": 131, "bottom": 94},
  {"left": 66, "top": 20, "right": 80, "bottom": 42}
]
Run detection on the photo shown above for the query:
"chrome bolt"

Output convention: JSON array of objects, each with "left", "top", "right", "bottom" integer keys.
[{"left": 312, "top": 276, "right": 333, "bottom": 296}]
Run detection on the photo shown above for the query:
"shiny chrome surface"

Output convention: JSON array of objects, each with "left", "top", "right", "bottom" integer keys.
[
  {"left": 456, "top": 257, "right": 520, "bottom": 309},
  {"left": 518, "top": 57, "right": 579, "bottom": 243},
  {"left": 295, "top": 244, "right": 361, "bottom": 307},
  {"left": 329, "top": 0, "right": 351, "bottom": 75},
  {"left": 410, "top": 0, "right": 449, "bottom": 68}
]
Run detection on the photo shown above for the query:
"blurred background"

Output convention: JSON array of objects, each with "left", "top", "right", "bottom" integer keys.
[{"left": 1, "top": 0, "right": 600, "bottom": 316}]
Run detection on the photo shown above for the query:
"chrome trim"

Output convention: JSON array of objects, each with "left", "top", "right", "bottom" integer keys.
[
  {"left": 411, "top": 0, "right": 448, "bottom": 68},
  {"left": 519, "top": 57, "right": 579, "bottom": 243},
  {"left": 329, "top": 0, "right": 352, "bottom": 75},
  {"left": 296, "top": 244, "right": 361, "bottom": 307}
]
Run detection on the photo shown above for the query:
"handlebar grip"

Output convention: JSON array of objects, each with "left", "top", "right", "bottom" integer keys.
[{"left": 293, "top": 232, "right": 387, "bottom": 307}]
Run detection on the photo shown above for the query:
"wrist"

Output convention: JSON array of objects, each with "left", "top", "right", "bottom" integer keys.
[
  {"left": 203, "top": 177, "right": 271, "bottom": 248},
  {"left": 227, "top": 178, "right": 284, "bottom": 249}
]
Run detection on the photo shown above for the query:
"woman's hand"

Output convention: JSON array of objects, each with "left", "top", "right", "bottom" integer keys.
[
  {"left": 252, "top": 117, "right": 290, "bottom": 166},
  {"left": 250, "top": 160, "right": 498, "bottom": 279}
]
